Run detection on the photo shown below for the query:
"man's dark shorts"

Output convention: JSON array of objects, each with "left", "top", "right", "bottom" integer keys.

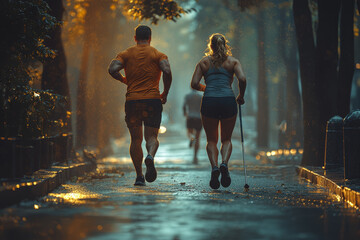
[
  {"left": 187, "top": 118, "right": 202, "bottom": 131},
  {"left": 125, "top": 99, "right": 162, "bottom": 129}
]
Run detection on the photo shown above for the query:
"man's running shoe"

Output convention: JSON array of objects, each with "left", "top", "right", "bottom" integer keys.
[
  {"left": 209, "top": 166, "right": 220, "bottom": 189},
  {"left": 220, "top": 162, "right": 231, "bottom": 188},
  {"left": 144, "top": 154, "right": 157, "bottom": 182},
  {"left": 134, "top": 175, "right": 146, "bottom": 186}
]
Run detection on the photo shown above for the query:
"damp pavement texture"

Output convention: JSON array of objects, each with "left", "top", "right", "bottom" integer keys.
[{"left": 0, "top": 120, "right": 360, "bottom": 240}]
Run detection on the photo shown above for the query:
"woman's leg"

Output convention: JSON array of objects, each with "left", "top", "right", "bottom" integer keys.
[
  {"left": 201, "top": 115, "right": 219, "bottom": 167},
  {"left": 202, "top": 115, "right": 221, "bottom": 189},
  {"left": 219, "top": 115, "right": 236, "bottom": 187},
  {"left": 220, "top": 115, "right": 237, "bottom": 164}
]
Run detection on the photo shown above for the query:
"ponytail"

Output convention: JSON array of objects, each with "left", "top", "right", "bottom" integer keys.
[{"left": 205, "top": 33, "right": 232, "bottom": 67}]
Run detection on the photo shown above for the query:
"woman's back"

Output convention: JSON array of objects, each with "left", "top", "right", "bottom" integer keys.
[
  {"left": 201, "top": 56, "right": 236, "bottom": 97},
  {"left": 190, "top": 32, "right": 247, "bottom": 189},
  {"left": 199, "top": 56, "right": 236, "bottom": 75}
]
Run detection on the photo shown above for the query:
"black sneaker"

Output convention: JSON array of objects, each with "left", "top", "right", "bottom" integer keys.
[
  {"left": 220, "top": 162, "right": 231, "bottom": 188},
  {"left": 144, "top": 155, "right": 157, "bottom": 182},
  {"left": 209, "top": 166, "right": 220, "bottom": 189},
  {"left": 134, "top": 175, "right": 146, "bottom": 186}
]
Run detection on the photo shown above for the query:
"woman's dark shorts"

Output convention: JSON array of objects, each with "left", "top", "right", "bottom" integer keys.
[
  {"left": 201, "top": 96, "right": 237, "bottom": 119},
  {"left": 125, "top": 99, "right": 162, "bottom": 129},
  {"left": 186, "top": 118, "right": 202, "bottom": 131}
]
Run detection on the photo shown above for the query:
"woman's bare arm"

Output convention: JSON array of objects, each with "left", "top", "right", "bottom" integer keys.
[
  {"left": 191, "top": 63, "right": 206, "bottom": 92},
  {"left": 234, "top": 59, "right": 246, "bottom": 104}
]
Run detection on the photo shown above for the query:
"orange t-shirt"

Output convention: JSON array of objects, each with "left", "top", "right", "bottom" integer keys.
[{"left": 115, "top": 44, "right": 168, "bottom": 101}]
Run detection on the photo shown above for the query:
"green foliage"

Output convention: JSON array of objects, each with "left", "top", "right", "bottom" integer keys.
[
  {"left": 64, "top": 0, "right": 194, "bottom": 41},
  {"left": 0, "top": 86, "right": 70, "bottom": 139},
  {"left": 0, "top": 0, "right": 67, "bottom": 139},
  {"left": 0, "top": 0, "right": 58, "bottom": 87},
  {"left": 124, "top": 0, "right": 196, "bottom": 24}
]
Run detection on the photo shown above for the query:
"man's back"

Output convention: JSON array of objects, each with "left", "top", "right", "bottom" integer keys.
[
  {"left": 108, "top": 25, "right": 172, "bottom": 186},
  {"left": 116, "top": 44, "right": 167, "bottom": 101},
  {"left": 184, "top": 91, "right": 202, "bottom": 119}
]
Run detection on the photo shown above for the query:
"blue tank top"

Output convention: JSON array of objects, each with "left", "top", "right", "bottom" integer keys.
[{"left": 203, "top": 65, "right": 234, "bottom": 97}]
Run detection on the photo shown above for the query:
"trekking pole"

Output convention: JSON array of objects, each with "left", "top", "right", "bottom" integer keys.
[{"left": 239, "top": 105, "right": 249, "bottom": 191}]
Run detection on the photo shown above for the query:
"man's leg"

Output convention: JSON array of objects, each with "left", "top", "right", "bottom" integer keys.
[
  {"left": 187, "top": 122, "right": 195, "bottom": 148},
  {"left": 128, "top": 126, "right": 144, "bottom": 177},
  {"left": 193, "top": 118, "right": 202, "bottom": 163},
  {"left": 144, "top": 126, "right": 160, "bottom": 157},
  {"left": 187, "top": 128, "right": 194, "bottom": 139},
  {"left": 144, "top": 126, "right": 159, "bottom": 182},
  {"left": 193, "top": 129, "right": 201, "bottom": 164}
]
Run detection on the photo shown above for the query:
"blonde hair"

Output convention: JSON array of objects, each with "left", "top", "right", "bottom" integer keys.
[{"left": 205, "top": 33, "right": 232, "bottom": 67}]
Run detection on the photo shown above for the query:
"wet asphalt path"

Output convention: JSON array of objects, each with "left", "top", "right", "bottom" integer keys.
[{"left": 0, "top": 124, "right": 360, "bottom": 240}]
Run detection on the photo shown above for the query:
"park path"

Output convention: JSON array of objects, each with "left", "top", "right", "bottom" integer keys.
[{"left": 0, "top": 120, "right": 359, "bottom": 240}]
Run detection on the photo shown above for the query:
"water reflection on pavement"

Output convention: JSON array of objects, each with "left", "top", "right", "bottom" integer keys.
[{"left": 0, "top": 125, "right": 359, "bottom": 240}]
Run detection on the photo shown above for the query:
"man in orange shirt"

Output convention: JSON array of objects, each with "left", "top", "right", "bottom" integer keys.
[{"left": 108, "top": 25, "right": 172, "bottom": 186}]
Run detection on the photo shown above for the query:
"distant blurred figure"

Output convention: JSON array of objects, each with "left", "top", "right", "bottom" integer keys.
[
  {"left": 191, "top": 33, "right": 246, "bottom": 189},
  {"left": 183, "top": 89, "right": 203, "bottom": 164},
  {"left": 108, "top": 25, "right": 172, "bottom": 186}
]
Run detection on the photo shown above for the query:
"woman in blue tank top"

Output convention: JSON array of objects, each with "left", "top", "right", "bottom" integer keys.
[{"left": 191, "top": 33, "right": 247, "bottom": 189}]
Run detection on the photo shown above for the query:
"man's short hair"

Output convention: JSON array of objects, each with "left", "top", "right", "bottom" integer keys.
[{"left": 135, "top": 25, "right": 152, "bottom": 41}]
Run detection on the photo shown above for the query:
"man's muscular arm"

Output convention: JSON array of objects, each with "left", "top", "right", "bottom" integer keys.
[
  {"left": 108, "top": 60, "right": 127, "bottom": 84},
  {"left": 159, "top": 59, "right": 172, "bottom": 104}
]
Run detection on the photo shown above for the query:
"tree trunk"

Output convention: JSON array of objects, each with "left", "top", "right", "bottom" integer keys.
[
  {"left": 293, "top": 0, "right": 320, "bottom": 166},
  {"left": 76, "top": 0, "right": 123, "bottom": 154},
  {"left": 355, "top": 74, "right": 360, "bottom": 109},
  {"left": 75, "top": 38, "right": 90, "bottom": 149},
  {"left": 42, "top": 0, "right": 71, "bottom": 133},
  {"left": 353, "top": 1, "right": 360, "bottom": 109},
  {"left": 316, "top": 0, "right": 341, "bottom": 166},
  {"left": 75, "top": 0, "right": 95, "bottom": 149},
  {"left": 337, "top": 0, "right": 355, "bottom": 118},
  {"left": 277, "top": 74, "right": 286, "bottom": 148},
  {"left": 256, "top": 9, "right": 269, "bottom": 148},
  {"left": 42, "top": 0, "right": 69, "bottom": 97},
  {"left": 277, "top": 7, "right": 285, "bottom": 148},
  {"left": 284, "top": 9, "right": 302, "bottom": 149},
  {"left": 285, "top": 46, "right": 301, "bottom": 149}
]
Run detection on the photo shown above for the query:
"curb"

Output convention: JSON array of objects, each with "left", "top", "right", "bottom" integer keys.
[
  {"left": 296, "top": 166, "right": 360, "bottom": 209},
  {"left": 0, "top": 161, "right": 97, "bottom": 209}
]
